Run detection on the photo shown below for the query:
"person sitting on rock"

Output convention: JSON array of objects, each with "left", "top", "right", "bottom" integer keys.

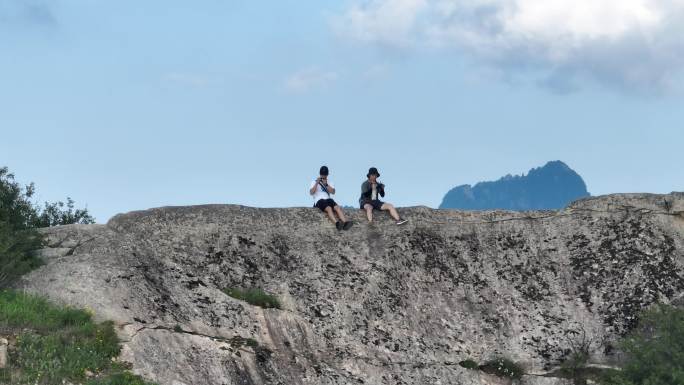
[
  {"left": 310, "top": 166, "right": 352, "bottom": 230},
  {"left": 359, "top": 167, "right": 408, "bottom": 225}
]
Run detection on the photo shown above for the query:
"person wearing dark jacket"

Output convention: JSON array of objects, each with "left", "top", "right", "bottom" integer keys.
[{"left": 359, "top": 167, "right": 407, "bottom": 225}]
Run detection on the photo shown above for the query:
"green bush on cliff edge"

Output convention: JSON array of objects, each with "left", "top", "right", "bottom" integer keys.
[
  {"left": 1, "top": 166, "right": 151, "bottom": 384},
  {"left": 1, "top": 166, "right": 95, "bottom": 289}
]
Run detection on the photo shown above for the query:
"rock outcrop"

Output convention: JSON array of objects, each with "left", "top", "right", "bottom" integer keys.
[{"left": 18, "top": 193, "right": 684, "bottom": 385}]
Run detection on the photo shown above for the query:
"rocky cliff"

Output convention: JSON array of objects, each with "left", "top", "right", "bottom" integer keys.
[{"left": 17, "top": 193, "right": 684, "bottom": 385}]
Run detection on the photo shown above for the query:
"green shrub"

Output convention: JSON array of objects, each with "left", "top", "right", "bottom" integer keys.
[
  {"left": 560, "top": 350, "right": 591, "bottom": 385},
  {"left": 227, "top": 335, "right": 259, "bottom": 349},
  {"left": 559, "top": 327, "right": 601, "bottom": 383},
  {"left": 33, "top": 197, "right": 95, "bottom": 227},
  {"left": 0, "top": 167, "right": 40, "bottom": 230},
  {"left": 480, "top": 357, "right": 524, "bottom": 379},
  {"left": 601, "top": 304, "right": 684, "bottom": 385},
  {"left": 0, "top": 167, "right": 143, "bottom": 383},
  {"left": 1, "top": 167, "right": 43, "bottom": 287},
  {"left": 458, "top": 359, "right": 479, "bottom": 370},
  {"left": 0, "top": 166, "right": 95, "bottom": 229},
  {"left": 224, "top": 287, "right": 281, "bottom": 309},
  {"left": 0, "top": 290, "right": 155, "bottom": 385},
  {"left": 0, "top": 166, "right": 95, "bottom": 288},
  {"left": 0, "top": 220, "right": 43, "bottom": 289}
]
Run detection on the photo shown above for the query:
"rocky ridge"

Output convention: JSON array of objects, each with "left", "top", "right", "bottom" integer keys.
[{"left": 17, "top": 193, "right": 684, "bottom": 385}]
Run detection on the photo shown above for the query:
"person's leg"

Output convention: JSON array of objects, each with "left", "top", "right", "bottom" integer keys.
[
  {"left": 381, "top": 203, "right": 401, "bottom": 221},
  {"left": 324, "top": 206, "right": 338, "bottom": 223},
  {"left": 363, "top": 204, "right": 374, "bottom": 222},
  {"left": 336, "top": 206, "right": 353, "bottom": 230},
  {"left": 334, "top": 205, "right": 347, "bottom": 223}
]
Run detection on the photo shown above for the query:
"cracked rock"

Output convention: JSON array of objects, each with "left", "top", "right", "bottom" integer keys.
[{"left": 14, "top": 193, "right": 684, "bottom": 385}]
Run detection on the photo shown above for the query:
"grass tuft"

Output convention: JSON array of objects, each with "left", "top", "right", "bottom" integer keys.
[
  {"left": 458, "top": 359, "right": 479, "bottom": 370},
  {"left": 223, "top": 288, "right": 281, "bottom": 309},
  {"left": 0, "top": 290, "right": 156, "bottom": 385}
]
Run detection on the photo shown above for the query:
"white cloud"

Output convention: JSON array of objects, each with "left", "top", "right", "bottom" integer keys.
[
  {"left": 333, "top": 0, "right": 684, "bottom": 93},
  {"left": 284, "top": 68, "right": 339, "bottom": 93},
  {"left": 331, "top": 0, "right": 428, "bottom": 47}
]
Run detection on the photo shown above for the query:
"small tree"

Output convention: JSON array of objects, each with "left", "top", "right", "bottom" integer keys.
[
  {"left": 602, "top": 304, "right": 684, "bottom": 385},
  {"left": 0, "top": 167, "right": 40, "bottom": 230},
  {"left": 33, "top": 197, "right": 95, "bottom": 227},
  {"left": 1, "top": 166, "right": 95, "bottom": 228},
  {"left": 0, "top": 166, "right": 95, "bottom": 287},
  {"left": 0, "top": 167, "right": 43, "bottom": 287}
]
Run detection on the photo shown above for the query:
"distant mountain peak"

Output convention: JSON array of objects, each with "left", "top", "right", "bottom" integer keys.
[
  {"left": 531, "top": 160, "right": 572, "bottom": 174},
  {"left": 439, "top": 161, "right": 590, "bottom": 211},
  {"left": 545, "top": 160, "right": 570, "bottom": 168}
]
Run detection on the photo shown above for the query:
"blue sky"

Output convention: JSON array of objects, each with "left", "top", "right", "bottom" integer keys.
[{"left": 1, "top": 0, "right": 683, "bottom": 222}]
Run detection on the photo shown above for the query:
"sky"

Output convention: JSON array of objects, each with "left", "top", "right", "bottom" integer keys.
[{"left": 1, "top": 0, "right": 683, "bottom": 223}]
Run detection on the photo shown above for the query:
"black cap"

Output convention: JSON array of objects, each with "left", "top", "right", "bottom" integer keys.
[
  {"left": 319, "top": 166, "right": 329, "bottom": 176},
  {"left": 367, "top": 167, "right": 380, "bottom": 177}
]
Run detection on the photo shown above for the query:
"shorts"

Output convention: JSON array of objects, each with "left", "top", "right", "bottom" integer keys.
[
  {"left": 315, "top": 198, "right": 338, "bottom": 211},
  {"left": 361, "top": 199, "right": 384, "bottom": 211}
]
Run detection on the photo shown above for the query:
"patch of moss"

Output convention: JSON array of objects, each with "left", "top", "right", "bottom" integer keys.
[
  {"left": 228, "top": 336, "right": 259, "bottom": 349},
  {"left": 458, "top": 359, "right": 479, "bottom": 370},
  {"left": 223, "top": 287, "right": 281, "bottom": 309}
]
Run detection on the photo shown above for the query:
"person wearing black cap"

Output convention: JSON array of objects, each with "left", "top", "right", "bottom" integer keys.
[
  {"left": 359, "top": 167, "right": 407, "bottom": 225},
  {"left": 310, "top": 166, "right": 352, "bottom": 230}
]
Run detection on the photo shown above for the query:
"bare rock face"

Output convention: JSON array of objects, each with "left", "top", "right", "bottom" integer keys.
[
  {"left": 17, "top": 193, "right": 684, "bottom": 385},
  {"left": 0, "top": 338, "right": 8, "bottom": 369}
]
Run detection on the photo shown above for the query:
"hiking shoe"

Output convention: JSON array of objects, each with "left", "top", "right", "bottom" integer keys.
[
  {"left": 396, "top": 218, "right": 408, "bottom": 225},
  {"left": 343, "top": 221, "right": 353, "bottom": 230},
  {"left": 336, "top": 221, "right": 343, "bottom": 230}
]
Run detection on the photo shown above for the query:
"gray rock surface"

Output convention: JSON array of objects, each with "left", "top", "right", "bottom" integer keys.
[
  {"left": 0, "top": 337, "right": 7, "bottom": 369},
  {"left": 17, "top": 193, "right": 684, "bottom": 385}
]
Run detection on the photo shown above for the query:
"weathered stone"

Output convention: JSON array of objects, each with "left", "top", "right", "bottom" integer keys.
[
  {"left": 34, "top": 247, "right": 73, "bottom": 260},
  {"left": 0, "top": 338, "right": 7, "bottom": 369},
  {"left": 520, "top": 375, "right": 573, "bottom": 385},
  {"left": 17, "top": 193, "right": 684, "bottom": 385}
]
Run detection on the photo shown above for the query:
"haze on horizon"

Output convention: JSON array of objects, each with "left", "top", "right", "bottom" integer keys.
[{"left": 1, "top": 0, "right": 683, "bottom": 222}]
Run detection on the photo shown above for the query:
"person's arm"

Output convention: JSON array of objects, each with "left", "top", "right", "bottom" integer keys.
[
  {"left": 326, "top": 182, "right": 336, "bottom": 195},
  {"left": 309, "top": 180, "right": 318, "bottom": 195},
  {"left": 361, "top": 181, "right": 371, "bottom": 199},
  {"left": 378, "top": 182, "right": 385, "bottom": 197}
]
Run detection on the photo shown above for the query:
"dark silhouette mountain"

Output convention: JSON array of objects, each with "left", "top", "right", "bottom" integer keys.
[{"left": 439, "top": 161, "right": 590, "bottom": 210}]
